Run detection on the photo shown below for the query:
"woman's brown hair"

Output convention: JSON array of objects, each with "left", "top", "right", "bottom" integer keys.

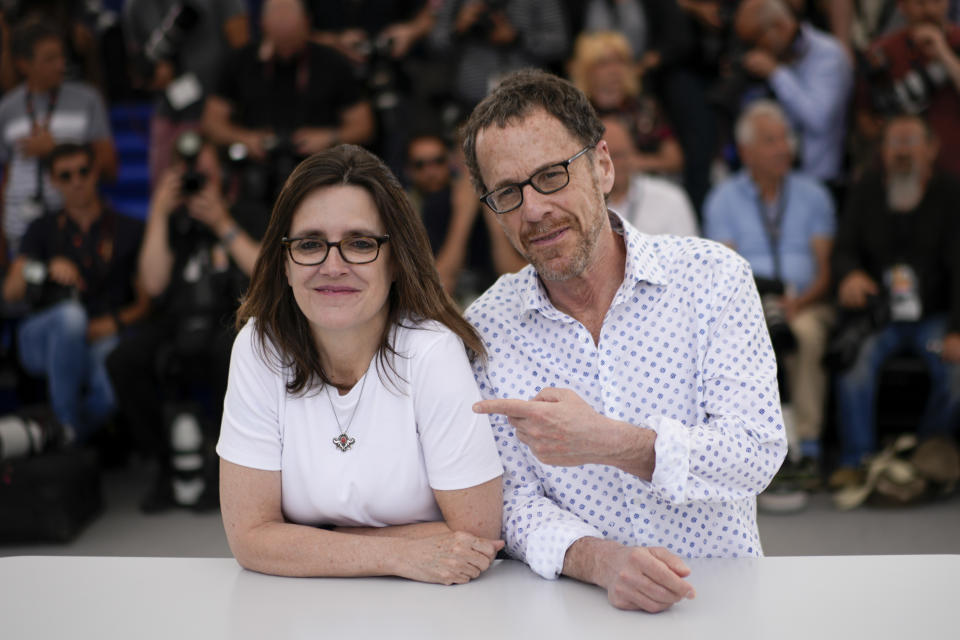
[{"left": 237, "top": 144, "right": 485, "bottom": 394}]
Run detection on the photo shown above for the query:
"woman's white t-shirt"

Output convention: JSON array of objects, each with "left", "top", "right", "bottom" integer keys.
[{"left": 216, "top": 319, "right": 503, "bottom": 528}]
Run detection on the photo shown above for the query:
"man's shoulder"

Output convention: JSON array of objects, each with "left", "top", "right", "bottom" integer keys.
[
  {"left": 60, "top": 81, "right": 104, "bottom": 105},
  {"left": 465, "top": 268, "right": 533, "bottom": 326},
  {"left": 787, "top": 172, "right": 831, "bottom": 201},
  {"left": 639, "top": 233, "right": 750, "bottom": 286},
  {"left": 703, "top": 173, "right": 750, "bottom": 212},
  {"left": 802, "top": 22, "right": 848, "bottom": 58},
  {"left": 0, "top": 85, "right": 25, "bottom": 115}
]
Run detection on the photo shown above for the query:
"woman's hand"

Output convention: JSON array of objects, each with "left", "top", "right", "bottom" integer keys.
[{"left": 395, "top": 531, "right": 504, "bottom": 585}]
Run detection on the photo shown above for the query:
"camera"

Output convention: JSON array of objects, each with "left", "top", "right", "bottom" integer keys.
[
  {"left": 22, "top": 259, "right": 78, "bottom": 311},
  {"left": 863, "top": 47, "right": 956, "bottom": 116},
  {"left": 755, "top": 277, "right": 797, "bottom": 355}
]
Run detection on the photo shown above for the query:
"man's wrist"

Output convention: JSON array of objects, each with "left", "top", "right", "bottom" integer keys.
[
  {"left": 563, "top": 536, "right": 616, "bottom": 587},
  {"left": 598, "top": 419, "right": 656, "bottom": 481}
]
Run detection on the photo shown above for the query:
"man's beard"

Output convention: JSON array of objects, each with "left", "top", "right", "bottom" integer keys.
[
  {"left": 516, "top": 193, "right": 607, "bottom": 282},
  {"left": 886, "top": 161, "right": 926, "bottom": 212}
]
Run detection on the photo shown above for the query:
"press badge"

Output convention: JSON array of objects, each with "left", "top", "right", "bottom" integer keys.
[
  {"left": 166, "top": 72, "right": 203, "bottom": 112},
  {"left": 885, "top": 264, "right": 922, "bottom": 322}
]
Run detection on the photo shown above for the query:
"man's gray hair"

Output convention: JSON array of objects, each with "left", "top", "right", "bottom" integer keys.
[{"left": 734, "top": 100, "right": 794, "bottom": 147}]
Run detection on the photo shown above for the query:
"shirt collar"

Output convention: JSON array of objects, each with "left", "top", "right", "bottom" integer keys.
[{"left": 519, "top": 211, "right": 669, "bottom": 315}]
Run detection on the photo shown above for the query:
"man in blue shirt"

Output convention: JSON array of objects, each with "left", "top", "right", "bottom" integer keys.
[
  {"left": 735, "top": 0, "right": 853, "bottom": 186},
  {"left": 704, "top": 100, "right": 835, "bottom": 494}
]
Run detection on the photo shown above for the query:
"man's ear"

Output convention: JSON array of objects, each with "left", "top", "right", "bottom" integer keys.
[{"left": 593, "top": 139, "right": 616, "bottom": 195}]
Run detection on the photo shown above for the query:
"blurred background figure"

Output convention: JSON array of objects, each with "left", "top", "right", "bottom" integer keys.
[
  {"left": 1, "top": 142, "right": 146, "bottom": 444},
  {"left": 106, "top": 134, "right": 265, "bottom": 514},
  {"left": 429, "top": 0, "right": 568, "bottom": 110},
  {"left": 404, "top": 132, "right": 524, "bottom": 302},
  {"left": 831, "top": 114, "right": 960, "bottom": 490},
  {"left": 734, "top": 0, "right": 853, "bottom": 194},
  {"left": 123, "top": 0, "right": 249, "bottom": 185},
  {"left": 601, "top": 114, "right": 698, "bottom": 237},
  {"left": 855, "top": 0, "right": 960, "bottom": 179},
  {"left": 202, "top": 0, "right": 373, "bottom": 210},
  {"left": 0, "top": 20, "right": 116, "bottom": 257},
  {"left": 570, "top": 30, "right": 683, "bottom": 182},
  {"left": 704, "top": 101, "right": 836, "bottom": 508}
]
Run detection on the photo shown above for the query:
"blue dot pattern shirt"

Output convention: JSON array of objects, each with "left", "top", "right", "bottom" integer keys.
[{"left": 465, "top": 215, "right": 787, "bottom": 579}]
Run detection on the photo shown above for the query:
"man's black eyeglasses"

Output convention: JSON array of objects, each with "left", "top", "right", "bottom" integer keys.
[
  {"left": 410, "top": 155, "right": 447, "bottom": 170},
  {"left": 54, "top": 166, "right": 91, "bottom": 182},
  {"left": 480, "top": 143, "right": 596, "bottom": 214},
  {"left": 281, "top": 234, "right": 390, "bottom": 266}
]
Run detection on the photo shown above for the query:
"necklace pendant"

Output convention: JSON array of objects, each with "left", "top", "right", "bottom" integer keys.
[{"left": 333, "top": 433, "right": 356, "bottom": 452}]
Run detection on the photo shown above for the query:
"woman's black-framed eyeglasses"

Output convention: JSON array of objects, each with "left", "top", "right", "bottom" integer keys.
[
  {"left": 281, "top": 234, "right": 390, "bottom": 266},
  {"left": 480, "top": 142, "right": 596, "bottom": 214}
]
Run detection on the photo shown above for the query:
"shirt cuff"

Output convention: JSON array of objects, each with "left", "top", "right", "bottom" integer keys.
[
  {"left": 523, "top": 520, "right": 604, "bottom": 580},
  {"left": 646, "top": 415, "right": 691, "bottom": 503}
]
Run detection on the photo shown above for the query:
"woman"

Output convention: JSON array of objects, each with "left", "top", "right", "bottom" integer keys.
[
  {"left": 569, "top": 30, "right": 684, "bottom": 178},
  {"left": 217, "top": 145, "right": 504, "bottom": 585}
]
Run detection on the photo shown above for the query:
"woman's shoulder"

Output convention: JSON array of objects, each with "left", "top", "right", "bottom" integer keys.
[
  {"left": 392, "top": 317, "right": 463, "bottom": 354},
  {"left": 232, "top": 319, "right": 285, "bottom": 375}
]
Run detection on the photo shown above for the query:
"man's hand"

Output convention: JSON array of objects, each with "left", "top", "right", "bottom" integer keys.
[
  {"left": 941, "top": 332, "right": 960, "bottom": 363},
  {"left": 837, "top": 269, "right": 879, "bottom": 309},
  {"left": 742, "top": 49, "right": 779, "bottom": 79},
  {"left": 912, "top": 23, "right": 953, "bottom": 62},
  {"left": 19, "top": 126, "right": 55, "bottom": 158},
  {"left": 569, "top": 538, "right": 696, "bottom": 612},
  {"left": 185, "top": 182, "right": 231, "bottom": 233},
  {"left": 473, "top": 388, "right": 655, "bottom": 477},
  {"left": 487, "top": 11, "right": 517, "bottom": 45},
  {"left": 150, "top": 169, "right": 184, "bottom": 220},
  {"left": 47, "top": 256, "right": 84, "bottom": 291},
  {"left": 380, "top": 22, "right": 419, "bottom": 58},
  {"left": 292, "top": 127, "right": 338, "bottom": 155},
  {"left": 455, "top": 1, "right": 488, "bottom": 35},
  {"left": 86, "top": 315, "right": 117, "bottom": 342}
]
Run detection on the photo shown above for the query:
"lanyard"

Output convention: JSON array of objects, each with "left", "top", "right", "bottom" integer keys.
[
  {"left": 753, "top": 180, "right": 789, "bottom": 281},
  {"left": 25, "top": 88, "right": 60, "bottom": 202}
]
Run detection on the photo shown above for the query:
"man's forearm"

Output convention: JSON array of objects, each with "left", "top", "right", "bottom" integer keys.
[
  {"left": 597, "top": 419, "right": 657, "bottom": 481},
  {"left": 561, "top": 536, "right": 615, "bottom": 587}
]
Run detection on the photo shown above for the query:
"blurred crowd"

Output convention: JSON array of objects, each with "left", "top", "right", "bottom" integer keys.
[{"left": 1, "top": 0, "right": 959, "bottom": 514}]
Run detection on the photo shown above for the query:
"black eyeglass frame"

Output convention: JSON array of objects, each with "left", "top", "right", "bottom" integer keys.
[
  {"left": 479, "top": 142, "right": 597, "bottom": 214},
  {"left": 281, "top": 234, "right": 391, "bottom": 266}
]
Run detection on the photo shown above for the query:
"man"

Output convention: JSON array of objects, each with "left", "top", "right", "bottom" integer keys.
[
  {"left": 0, "top": 21, "right": 116, "bottom": 255},
  {"left": 405, "top": 133, "right": 525, "bottom": 297},
  {"left": 704, "top": 100, "right": 835, "bottom": 503},
  {"left": 857, "top": 0, "right": 960, "bottom": 178},
  {"left": 123, "top": 0, "right": 250, "bottom": 185},
  {"left": 735, "top": 0, "right": 853, "bottom": 186},
  {"left": 831, "top": 113, "right": 960, "bottom": 486},
  {"left": 202, "top": 0, "right": 374, "bottom": 206},
  {"left": 462, "top": 70, "right": 786, "bottom": 612},
  {"left": 107, "top": 134, "right": 265, "bottom": 512},
  {"left": 1, "top": 143, "right": 146, "bottom": 442},
  {"left": 602, "top": 115, "right": 699, "bottom": 237}
]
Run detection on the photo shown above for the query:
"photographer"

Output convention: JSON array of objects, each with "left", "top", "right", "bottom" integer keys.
[
  {"left": 734, "top": 0, "right": 853, "bottom": 187},
  {"left": 0, "top": 20, "right": 116, "bottom": 256},
  {"left": 704, "top": 101, "right": 836, "bottom": 506},
  {"left": 855, "top": 0, "right": 960, "bottom": 178},
  {"left": 106, "top": 133, "right": 265, "bottom": 513},
  {"left": 429, "top": 0, "right": 568, "bottom": 109},
  {"left": 1, "top": 143, "right": 147, "bottom": 444},
  {"left": 123, "top": 0, "right": 250, "bottom": 185},
  {"left": 201, "top": 0, "right": 374, "bottom": 208},
  {"left": 831, "top": 114, "right": 960, "bottom": 489}
]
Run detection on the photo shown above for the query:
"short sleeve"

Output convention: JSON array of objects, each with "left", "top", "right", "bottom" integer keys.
[
  {"left": 810, "top": 181, "right": 836, "bottom": 238},
  {"left": 703, "top": 186, "right": 735, "bottom": 245},
  {"left": 216, "top": 322, "right": 284, "bottom": 470},
  {"left": 410, "top": 327, "right": 503, "bottom": 491}
]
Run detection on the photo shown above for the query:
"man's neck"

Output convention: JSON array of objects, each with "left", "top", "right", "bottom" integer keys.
[
  {"left": 607, "top": 180, "right": 630, "bottom": 206},
  {"left": 543, "top": 222, "right": 627, "bottom": 345},
  {"left": 750, "top": 171, "right": 784, "bottom": 203},
  {"left": 26, "top": 79, "right": 57, "bottom": 95},
  {"left": 65, "top": 199, "right": 103, "bottom": 232}
]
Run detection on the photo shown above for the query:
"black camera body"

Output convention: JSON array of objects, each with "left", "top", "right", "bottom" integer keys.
[
  {"left": 864, "top": 47, "right": 957, "bottom": 116},
  {"left": 21, "top": 260, "right": 78, "bottom": 312},
  {"left": 755, "top": 277, "right": 797, "bottom": 355}
]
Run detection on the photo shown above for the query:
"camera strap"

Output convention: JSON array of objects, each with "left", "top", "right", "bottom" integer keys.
[
  {"left": 25, "top": 87, "right": 60, "bottom": 203},
  {"left": 753, "top": 179, "right": 789, "bottom": 283}
]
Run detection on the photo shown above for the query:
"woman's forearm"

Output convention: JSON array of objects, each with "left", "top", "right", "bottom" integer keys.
[
  {"left": 230, "top": 520, "right": 411, "bottom": 578},
  {"left": 334, "top": 521, "right": 451, "bottom": 539}
]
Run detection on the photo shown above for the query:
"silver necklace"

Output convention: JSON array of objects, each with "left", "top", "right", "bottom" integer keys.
[{"left": 326, "top": 372, "right": 368, "bottom": 452}]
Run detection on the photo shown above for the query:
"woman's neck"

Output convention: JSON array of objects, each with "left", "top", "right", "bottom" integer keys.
[{"left": 313, "top": 309, "right": 389, "bottom": 392}]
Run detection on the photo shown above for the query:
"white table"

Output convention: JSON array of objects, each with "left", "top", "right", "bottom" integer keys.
[{"left": 1, "top": 555, "right": 956, "bottom": 639}]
